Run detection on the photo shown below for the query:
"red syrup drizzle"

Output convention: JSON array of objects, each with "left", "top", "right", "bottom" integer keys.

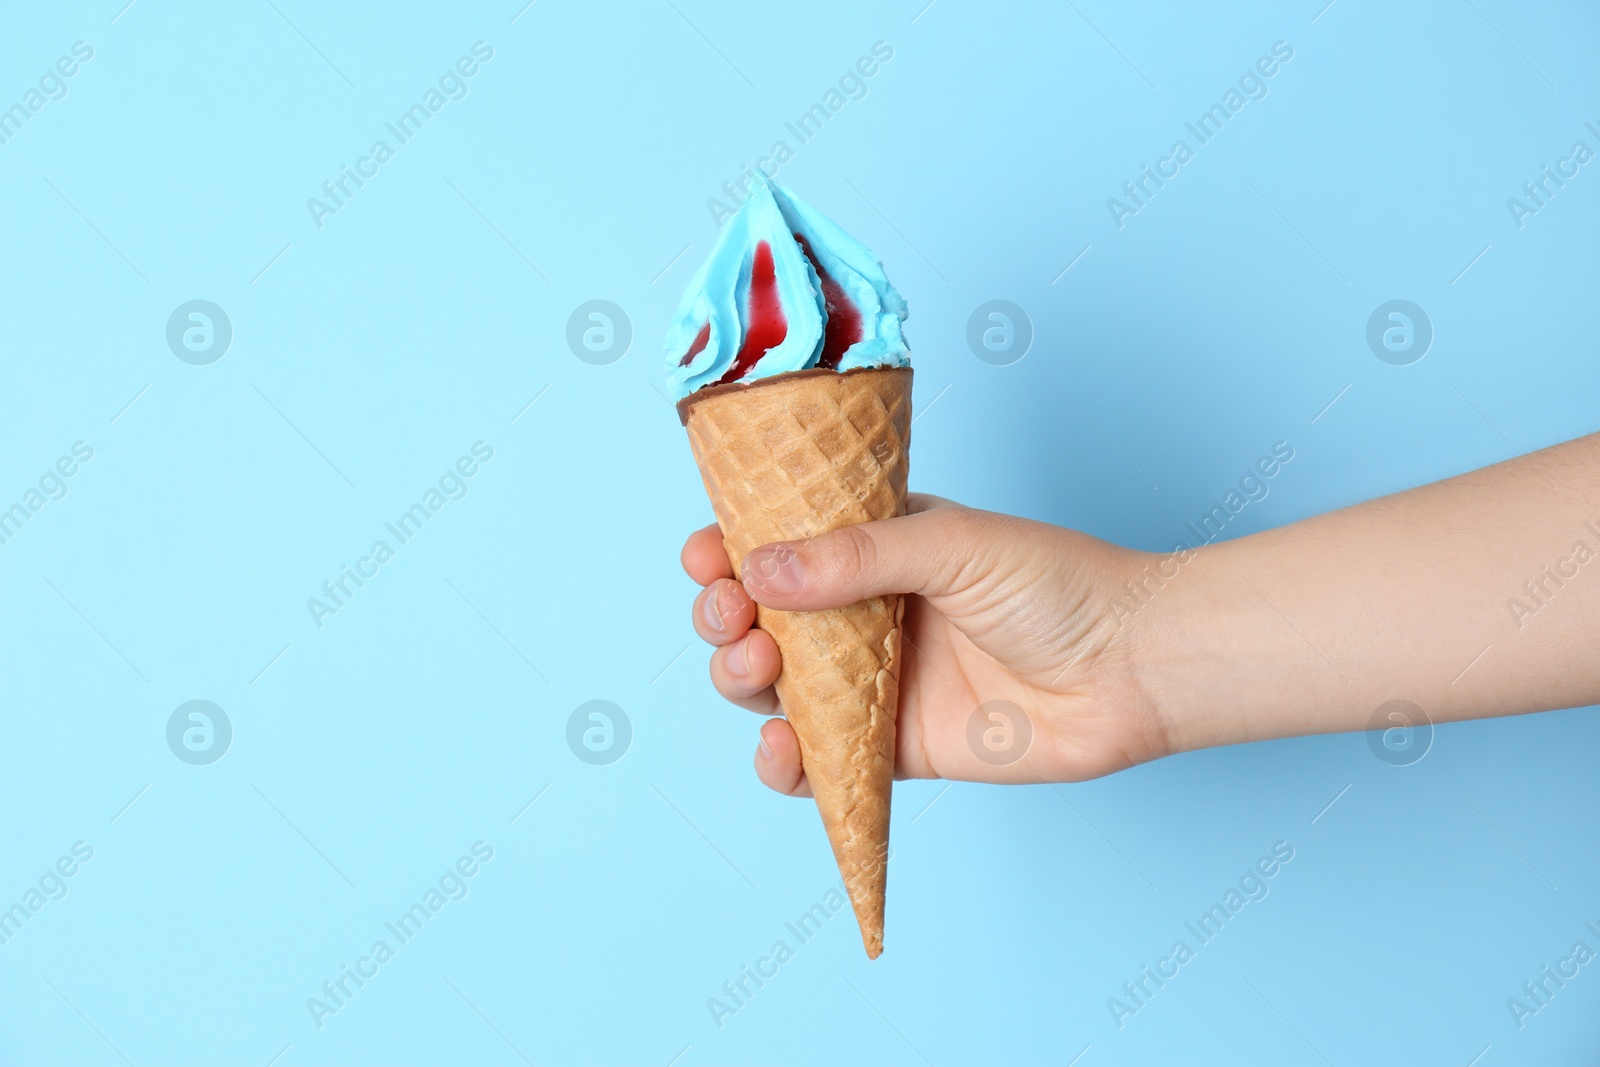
[
  {"left": 715, "top": 240, "right": 788, "bottom": 384},
  {"left": 794, "top": 233, "right": 863, "bottom": 370},
  {"left": 676, "top": 323, "right": 710, "bottom": 367}
]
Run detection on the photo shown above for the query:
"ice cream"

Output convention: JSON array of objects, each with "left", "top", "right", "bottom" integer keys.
[
  {"left": 666, "top": 179, "right": 914, "bottom": 959},
  {"left": 664, "top": 177, "right": 909, "bottom": 399}
]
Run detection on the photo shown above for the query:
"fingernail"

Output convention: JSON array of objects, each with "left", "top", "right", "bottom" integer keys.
[
  {"left": 758, "top": 735, "right": 772, "bottom": 760},
  {"left": 743, "top": 544, "right": 803, "bottom": 596},
  {"left": 702, "top": 587, "right": 726, "bottom": 633},
  {"left": 726, "top": 639, "right": 750, "bottom": 679}
]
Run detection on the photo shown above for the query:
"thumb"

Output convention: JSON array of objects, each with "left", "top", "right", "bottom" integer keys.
[{"left": 740, "top": 507, "right": 980, "bottom": 610}]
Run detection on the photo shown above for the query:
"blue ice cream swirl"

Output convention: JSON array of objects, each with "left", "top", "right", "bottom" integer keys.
[{"left": 664, "top": 177, "right": 909, "bottom": 400}]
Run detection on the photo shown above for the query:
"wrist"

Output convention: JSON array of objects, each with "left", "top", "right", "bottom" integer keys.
[
  {"left": 1122, "top": 537, "right": 1265, "bottom": 756},
  {"left": 1086, "top": 540, "right": 1220, "bottom": 763}
]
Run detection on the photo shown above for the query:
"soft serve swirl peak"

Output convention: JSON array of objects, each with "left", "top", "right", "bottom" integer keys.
[{"left": 663, "top": 178, "right": 910, "bottom": 400}]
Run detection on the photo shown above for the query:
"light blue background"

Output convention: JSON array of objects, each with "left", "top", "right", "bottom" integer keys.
[{"left": 2, "top": 1, "right": 1597, "bottom": 1063}]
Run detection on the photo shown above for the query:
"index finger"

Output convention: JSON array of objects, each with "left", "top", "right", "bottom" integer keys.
[{"left": 681, "top": 522, "right": 734, "bottom": 586}]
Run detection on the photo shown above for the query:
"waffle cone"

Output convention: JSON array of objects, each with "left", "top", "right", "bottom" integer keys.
[{"left": 678, "top": 365, "right": 912, "bottom": 958}]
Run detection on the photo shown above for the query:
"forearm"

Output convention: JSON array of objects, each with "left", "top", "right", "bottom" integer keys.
[{"left": 1140, "top": 432, "right": 1600, "bottom": 753}]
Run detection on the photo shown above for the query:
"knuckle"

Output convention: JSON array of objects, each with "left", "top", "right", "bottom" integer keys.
[
  {"left": 922, "top": 505, "right": 995, "bottom": 595},
  {"left": 823, "top": 523, "right": 878, "bottom": 583},
  {"left": 931, "top": 504, "right": 980, "bottom": 537}
]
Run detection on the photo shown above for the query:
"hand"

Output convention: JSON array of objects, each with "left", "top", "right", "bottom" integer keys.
[
  {"left": 684, "top": 433, "right": 1600, "bottom": 797},
  {"left": 680, "top": 494, "right": 1174, "bottom": 797}
]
